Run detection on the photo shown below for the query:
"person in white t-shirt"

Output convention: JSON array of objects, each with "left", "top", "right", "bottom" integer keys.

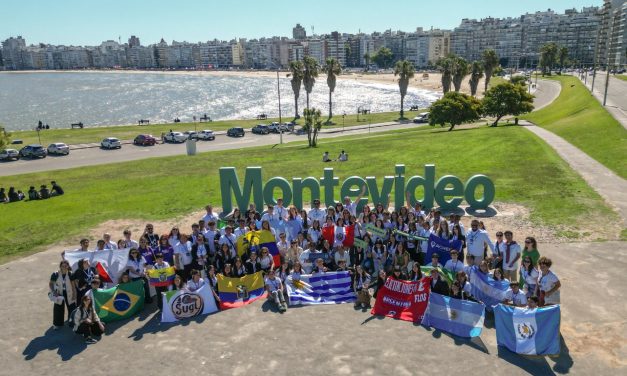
[
  {"left": 218, "top": 226, "right": 237, "bottom": 258},
  {"left": 342, "top": 185, "right": 367, "bottom": 217},
  {"left": 501, "top": 230, "right": 522, "bottom": 282},
  {"left": 299, "top": 243, "right": 319, "bottom": 274},
  {"left": 103, "top": 233, "right": 117, "bottom": 250},
  {"left": 537, "top": 256, "right": 561, "bottom": 306},
  {"left": 444, "top": 250, "right": 464, "bottom": 274},
  {"left": 465, "top": 220, "right": 494, "bottom": 265},
  {"left": 261, "top": 205, "right": 280, "bottom": 224},
  {"left": 308, "top": 199, "right": 326, "bottom": 224},
  {"left": 187, "top": 269, "right": 206, "bottom": 292},
  {"left": 122, "top": 229, "right": 139, "bottom": 249},
  {"left": 503, "top": 282, "right": 527, "bottom": 307},
  {"left": 265, "top": 269, "right": 287, "bottom": 312},
  {"left": 275, "top": 198, "right": 288, "bottom": 221},
  {"left": 201, "top": 205, "right": 219, "bottom": 224}
]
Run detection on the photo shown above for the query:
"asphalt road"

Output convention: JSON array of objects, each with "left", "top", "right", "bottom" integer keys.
[
  {"left": 0, "top": 121, "right": 413, "bottom": 177},
  {"left": 579, "top": 71, "right": 627, "bottom": 130}
]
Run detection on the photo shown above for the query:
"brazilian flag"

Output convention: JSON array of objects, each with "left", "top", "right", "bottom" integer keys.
[
  {"left": 421, "top": 266, "right": 456, "bottom": 286},
  {"left": 93, "top": 280, "right": 145, "bottom": 323}
]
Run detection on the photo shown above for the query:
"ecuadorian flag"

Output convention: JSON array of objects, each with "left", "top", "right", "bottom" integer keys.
[
  {"left": 217, "top": 271, "right": 267, "bottom": 309},
  {"left": 147, "top": 266, "right": 176, "bottom": 287},
  {"left": 258, "top": 230, "right": 281, "bottom": 267},
  {"left": 93, "top": 280, "right": 145, "bottom": 322}
]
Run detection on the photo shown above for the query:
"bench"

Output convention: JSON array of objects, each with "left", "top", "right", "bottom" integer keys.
[
  {"left": 256, "top": 114, "right": 268, "bottom": 120},
  {"left": 71, "top": 122, "right": 84, "bottom": 129},
  {"left": 138, "top": 119, "right": 150, "bottom": 125}
]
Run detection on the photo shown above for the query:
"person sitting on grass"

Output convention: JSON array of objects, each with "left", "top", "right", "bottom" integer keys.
[
  {"left": 265, "top": 269, "right": 287, "bottom": 312},
  {"left": 322, "top": 151, "right": 331, "bottom": 163},
  {"left": 39, "top": 184, "right": 50, "bottom": 199},
  {"left": 51, "top": 181, "right": 64, "bottom": 196},
  {"left": 72, "top": 295, "right": 104, "bottom": 344},
  {"left": 337, "top": 150, "right": 348, "bottom": 161},
  {"left": 28, "top": 186, "right": 40, "bottom": 200}
]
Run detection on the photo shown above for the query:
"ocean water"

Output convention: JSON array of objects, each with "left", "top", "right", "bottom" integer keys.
[{"left": 0, "top": 72, "right": 440, "bottom": 131}]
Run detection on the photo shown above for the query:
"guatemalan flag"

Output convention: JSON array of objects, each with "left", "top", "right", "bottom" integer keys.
[
  {"left": 421, "top": 292, "right": 486, "bottom": 338},
  {"left": 494, "top": 304, "right": 561, "bottom": 355},
  {"left": 468, "top": 266, "right": 510, "bottom": 309},
  {"left": 286, "top": 271, "right": 356, "bottom": 305}
]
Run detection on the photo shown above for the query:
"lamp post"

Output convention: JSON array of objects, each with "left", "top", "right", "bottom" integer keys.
[
  {"left": 277, "top": 70, "right": 283, "bottom": 145},
  {"left": 602, "top": 15, "right": 615, "bottom": 107},
  {"left": 342, "top": 113, "right": 346, "bottom": 133}
]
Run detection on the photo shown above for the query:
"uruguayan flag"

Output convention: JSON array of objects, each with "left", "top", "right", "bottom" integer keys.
[
  {"left": 494, "top": 304, "right": 561, "bottom": 355},
  {"left": 421, "top": 292, "right": 485, "bottom": 338},
  {"left": 468, "top": 266, "right": 510, "bottom": 308},
  {"left": 286, "top": 271, "right": 356, "bottom": 306}
]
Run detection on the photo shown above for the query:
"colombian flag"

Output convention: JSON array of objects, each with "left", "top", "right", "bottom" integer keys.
[
  {"left": 258, "top": 230, "right": 281, "bottom": 267},
  {"left": 217, "top": 271, "right": 267, "bottom": 309},
  {"left": 93, "top": 280, "right": 145, "bottom": 322},
  {"left": 147, "top": 266, "right": 176, "bottom": 287}
]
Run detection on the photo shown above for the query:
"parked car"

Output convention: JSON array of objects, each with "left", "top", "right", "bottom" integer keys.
[
  {"left": 227, "top": 127, "right": 245, "bottom": 137},
  {"left": 101, "top": 137, "right": 122, "bottom": 149},
  {"left": 268, "top": 122, "right": 281, "bottom": 133},
  {"left": 0, "top": 149, "right": 20, "bottom": 161},
  {"left": 198, "top": 129, "right": 215, "bottom": 140},
  {"left": 133, "top": 134, "right": 157, "bottom": 146},
  {"left": 19, "top": 144, "right": 47, "bottom": 158},
  {"left": 47, "top": 142, "right": 70, "bottom": 155},
  {"left": 183, "top": 131, "right": 198, "bottom": 140},
  {"left": 164, "top": 131, "right": 187, "bottom": 143},
  {"left": 280, "top": 122, "right": 293, "bottom": 132},
  {"left": 252, "top": 124, "right": 270, "bottom": 134},
  {"left": 413, "top": 112, "right": 430, "bottom": 123}
]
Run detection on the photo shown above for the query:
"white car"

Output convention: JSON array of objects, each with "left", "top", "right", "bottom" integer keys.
[
  {"left": 0, "top": 148, "right": 20, "bottom": 161},
  {"left": 198, "top": 130, "right": 215, "bottom": 140},
  {"left": 183, "top": 131, "right": 198, "bottom": 140},
  {"left": 101, "top": 137, "right": 121, "bottom": 149},
  {"left": 47, "top": 142, "right": 70, "bottom": 155},
  {"left": 164, "top": 131, "right": 187, "bottom": 143}
]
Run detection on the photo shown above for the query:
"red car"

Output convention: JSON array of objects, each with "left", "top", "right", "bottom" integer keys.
[{"left": 133, "top": 134, "right": 157, "bottom": 146}]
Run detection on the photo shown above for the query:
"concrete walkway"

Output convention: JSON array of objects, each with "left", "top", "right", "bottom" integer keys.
[
  {"left": 576, "top": 72, "right": 627, "bottom": 130},
  {"left": 521, "top": 121, "right": 627, "bottom": 226}
]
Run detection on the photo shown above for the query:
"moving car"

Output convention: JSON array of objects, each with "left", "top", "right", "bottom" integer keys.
[
  {"left": 164, "top": 131, "right": 187, "bottom": 143},
  {"left": 198, "top": 130, "right": 215, "bottom": 140},
  {"left": 133, "top": 134, "right": 157, "bottom": 146},
  {"left": 227, "top": 127, "right": 245, "bottom": 137},
  {"left": 101, "top": 137, "right": 122, "bottom": 149},
  {"left": 251, "top": 124, "right": 270, "bottom": 134},
  {"left": 47, "top": 142, "right": 70, "bottom": 155},
  {"left": 19, "top": 144, "right": 47, "bottom": 158},
  {"left": 413, "top": 112, "right": 430, "bottom": 123},
  {"left": 0, "top": 149, "right": 20, "bottom": 161},
  {"left": 183, "top": 131, "right": 198, "bottom": 140}
]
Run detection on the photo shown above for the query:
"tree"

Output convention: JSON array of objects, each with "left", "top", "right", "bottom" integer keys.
[
  {"left": 372, "top": 47, "right": 393, "bottom": 69},
  {"left": 303, "top": 107, "right": 322, "bottom": 147},
  {"left": 394, "top": 60, "right": 415, "bottom": 119},
  {"left": 510, "top": 75, "right": 527, "bottom": 86},
  {"left": 363, "top": 52, "right": 371, "bottom": 71},
  {"left": 436, "top": 56, "right": 453, "bottom": 94},
  {"left": 451, "top": 56, "right": 470, "bottom": 92},
  {"left": 558, "top": 46, "right": 568, "bottom": 74},
  {"left": 468, "top": 61, "right": 484, "bottom": 96},
  {"left": 482, "top": 82, "right": 535, "bottom": 126},
  {"left": 323, "top": 57, "right": 342, "bottom": 122},
  {"left": 302, "top": 56, "right": 319, "bottom": 110},
  {"left": 539, "top": 42, "right": 558, "bottom": 76},
  {"left": 429, "top": 92, "right": 482, "bottom": 131},
  {"left": 0, "top": 126, "right": 11, "bottom": 151},
  {"left": 482, "top": 49, "right": 499, "bottom": 92},
  {"left": 344, "top": 43, "right": 351, "bottom": 66},
  {"left": 288, "top": 61, "right": 304, "bottom": 119}
]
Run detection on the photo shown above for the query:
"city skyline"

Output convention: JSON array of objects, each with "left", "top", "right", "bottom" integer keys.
[{"left": 1, "top": 0, "right": 602, "bottom": 46}]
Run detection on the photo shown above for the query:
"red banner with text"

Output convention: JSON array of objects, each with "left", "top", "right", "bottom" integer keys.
[{"left": 371, "top": 277, "right": 431, "bottom": 322}]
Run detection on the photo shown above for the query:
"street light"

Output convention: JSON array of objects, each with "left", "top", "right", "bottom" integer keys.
[
  {"left": 342, "top": 113, "right": 346, "bottom": 133},
  {"left": 277, "top": 70, "right": 283, "bottom": 145}
]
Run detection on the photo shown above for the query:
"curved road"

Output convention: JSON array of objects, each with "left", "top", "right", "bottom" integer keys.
[{"left": 1, "top": 82, "right": 561, "bottom": 177}]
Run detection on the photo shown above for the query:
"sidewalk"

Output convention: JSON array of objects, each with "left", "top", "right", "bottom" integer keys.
[
  {"left": 521, "top": 120, "right": 627, "bottom": 226},
  {"left": 575, "top": 72, "right": 627, "bottom": 130}
]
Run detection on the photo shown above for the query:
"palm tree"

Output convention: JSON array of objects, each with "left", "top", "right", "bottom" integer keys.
[
  {"left": 482, "top": 49, "right": 499, "bottom": 92},
  {"left": 558, "top": 46, "right": 568, "bottom": 74},
  {"left": 302, "top": 56, "right": 319, "bottom": 110},
  {"left": 288, "top": 60, "right": 304, "bottom": 119},
  {"left": 539, "top": 43, "right": 558, "bottom": 76},
  {"left": 323, "top": 57, "right": 342, "bottom": 122},
  {"left": 451, "top": 56, "right": 470, "bottom": 92},
  {"left": 436, "top": 56, "right": 453, "bottom": 94},
  {"left": 363, "top": 52, "right": 371, "bottom": 71},
  {"left": 393, "top": 59, "right": 415, "bottom": 119},
  {"left": 468, "top": 61, "right": 484, "bottom": 96}
]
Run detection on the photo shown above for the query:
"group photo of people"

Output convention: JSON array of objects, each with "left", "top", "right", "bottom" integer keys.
[{"left": 51, "top": 195, "right": 561, "bottom": 344}]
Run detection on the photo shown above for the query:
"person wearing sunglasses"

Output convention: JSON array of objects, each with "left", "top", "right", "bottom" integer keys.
[
  {"left": 520, "top": 256, "right": 539, "bottom": 297},
  {"left": 49, "top": 260, "right": 77, "bottom": 329},
  {"left": 124, "top": 247, "right": 152, "bottom": 304}
]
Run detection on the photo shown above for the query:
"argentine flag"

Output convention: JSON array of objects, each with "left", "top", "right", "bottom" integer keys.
[
  {"left": 494, "top": 304, "right": 561, "bottom": 355},
  {"left": 421, "top": 292, "right": 485, "bottom": 338},
  {"left": 286, "top": 271, "right": 356, "bottom": 306},
  {"left": 468, "top": 266, "right": 510, "bottom": 309}
]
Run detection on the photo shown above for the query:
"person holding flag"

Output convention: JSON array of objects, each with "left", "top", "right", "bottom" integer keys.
[{"left": 151, "top": 253, "right": 172, "bottom": 310}]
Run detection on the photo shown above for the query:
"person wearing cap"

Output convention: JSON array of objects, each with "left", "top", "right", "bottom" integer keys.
[
  {"left": 444, "top": 250, "right": 464, "bottom": 273},
  {"left": 308, "top": 199, "right": 326, "bottom": 224},
  {"left": 429, "top": 268, "right": 449, "bottom": 296},
  {"left": 151, "top": 252, "right": 171, "bottom": 310},
  {"left": 503, "top": 282, "right": 527, "bottom": 307},
  {"left": 428, "top": 253, "right": 442, "bottom": 269},
  {"left": 265, "top": 269, "right": 287, "bottom": 312}
]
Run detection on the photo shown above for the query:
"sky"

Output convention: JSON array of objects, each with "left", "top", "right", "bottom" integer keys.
[{"left": 1, "top": 0, "right": 602, "bottom": 46}]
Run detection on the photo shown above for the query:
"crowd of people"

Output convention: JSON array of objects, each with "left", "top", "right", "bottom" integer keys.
[
  {"left": 1, "top": 181, "right": 64, "bottom": 203},
  {"left": 51, "top": 197, "right": 561, "bottom": 343}
]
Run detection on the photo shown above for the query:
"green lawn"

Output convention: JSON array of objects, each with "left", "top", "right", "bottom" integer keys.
[
  {"left": 524, "top": 75, "right": 627, "bottom": 179},
  {"left": 6, "top": 110, "right": 423, "bottom": 146},
  {"left": 0, "top": 125, "right": 616, "bottom": 263},
  {"left": 615, "top": 75, "right": 627, "bottom": 82}
]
